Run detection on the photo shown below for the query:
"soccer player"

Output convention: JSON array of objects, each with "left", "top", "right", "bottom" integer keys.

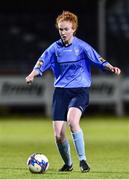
[{"left": 25, "top": 11, "right": 121, "bottom": 173}]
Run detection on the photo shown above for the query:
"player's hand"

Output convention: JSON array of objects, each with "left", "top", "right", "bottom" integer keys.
[
  {"left": 111, "top": 67, "right": 121, "bottom": 75},
  {"left": 25, "top": 75, "right": 34, "bottom": 85}
]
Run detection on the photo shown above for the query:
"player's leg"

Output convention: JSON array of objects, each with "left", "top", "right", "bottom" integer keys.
[
  {"left": 67, "top": 107, "right": 90, "bottom": 172},
  {"left": 67, "top": 107, "right": 86, "bottom": 160},
  {"left": 52, "top": 87, "right": 72, "bottom": 171},
  {"left": 53, "top": 120, "right": 73, "bottom": 171},
  {"left": 67, "top": 87, "right": 90, "bottom": 172}
]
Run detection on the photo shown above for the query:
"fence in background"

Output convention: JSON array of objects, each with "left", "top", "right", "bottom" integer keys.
[
  {"left": 0, "top": 75, "right": 128, "bottom": 116},
  {"left": 0, "top": 73, "right": 53, "bottom": 116}
]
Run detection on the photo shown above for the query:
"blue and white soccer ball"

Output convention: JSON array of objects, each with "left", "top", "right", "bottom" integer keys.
[{"left": 27, "top": 153, "right": 49, "bottom": 173}]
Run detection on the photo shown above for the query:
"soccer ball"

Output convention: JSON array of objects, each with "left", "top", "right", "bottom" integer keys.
[{"left": 27, "top": 153, "right": 49, "bottom": 173}]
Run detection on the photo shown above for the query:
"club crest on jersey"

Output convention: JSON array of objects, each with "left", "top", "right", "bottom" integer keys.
[{"left": 74, "top": 48, "right": 80, "bottom": 56}]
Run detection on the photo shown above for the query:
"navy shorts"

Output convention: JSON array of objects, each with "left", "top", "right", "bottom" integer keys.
[{"left": 52, "top": 87, "right": 89, "bottom": 121}]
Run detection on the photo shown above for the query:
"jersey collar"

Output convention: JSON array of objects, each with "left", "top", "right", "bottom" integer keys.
[{"left": 57, "top": 36, "right": 75, "bottom": 47}]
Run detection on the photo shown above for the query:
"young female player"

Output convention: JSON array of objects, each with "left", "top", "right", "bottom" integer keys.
[{"left": 26, "top": 11, "right": 121, "bottom": 172}]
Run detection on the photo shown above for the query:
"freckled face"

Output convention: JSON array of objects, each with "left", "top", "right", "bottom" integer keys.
[{"left": 58, "top": 21, "right": 75, "bottom": 44}]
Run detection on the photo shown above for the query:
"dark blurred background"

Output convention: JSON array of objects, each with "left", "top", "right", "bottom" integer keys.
[{"left": 0, "top": 0, "right": 129, "bottom": 117}]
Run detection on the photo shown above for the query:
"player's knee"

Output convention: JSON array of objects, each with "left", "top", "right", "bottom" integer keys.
[
  {"left": 55, "top": 134, "right": 65, "bottom": 143},
  {"left": 68, "top": 119, "right": 80, "bottom": 132},
  {"left": 55, "top": 136, "right": 62, "bottom": 143}
]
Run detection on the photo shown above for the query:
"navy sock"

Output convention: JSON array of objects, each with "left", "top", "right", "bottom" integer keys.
[{"left": 56, "top": 139, "right": 72, "bottom": 166}]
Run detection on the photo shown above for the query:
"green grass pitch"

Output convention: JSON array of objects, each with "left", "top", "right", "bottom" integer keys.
[{"left": 0, "top": 116, "right": 129, "bottom": 179}]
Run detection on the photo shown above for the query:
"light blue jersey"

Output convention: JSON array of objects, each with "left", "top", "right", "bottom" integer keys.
[{"left": 34, "top": 36, "right": 109, "bottom": 88}]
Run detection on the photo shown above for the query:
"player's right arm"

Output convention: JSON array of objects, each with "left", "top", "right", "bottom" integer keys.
[
  {"left": 25, "top": 69, "right": 39, "bottom": 85},
  {"left": 25, "top": 42, "right": 56, "bottom": 85},
  {"left": 26, "top": 58, "right": 45, "bottom": 85}
]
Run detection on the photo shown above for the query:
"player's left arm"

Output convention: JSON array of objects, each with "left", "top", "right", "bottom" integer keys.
[
  {"left": 84, "top": 44, "right": 121, "bottom": 76},
  {"left": 104, "top": 63, "right": 121, "bottom": 75}
]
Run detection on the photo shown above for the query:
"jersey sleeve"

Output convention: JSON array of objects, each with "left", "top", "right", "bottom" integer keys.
[
  {"left": 84, "top": 43, "right": 109, "bottom": 70},
  {"left": 33, "top": 43, "right": 55, "bottom": 76}
]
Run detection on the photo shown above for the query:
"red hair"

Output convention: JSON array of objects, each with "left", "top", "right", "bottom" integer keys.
[{"left": 56, "top": 11, "right": 78, "bottom": 33}]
